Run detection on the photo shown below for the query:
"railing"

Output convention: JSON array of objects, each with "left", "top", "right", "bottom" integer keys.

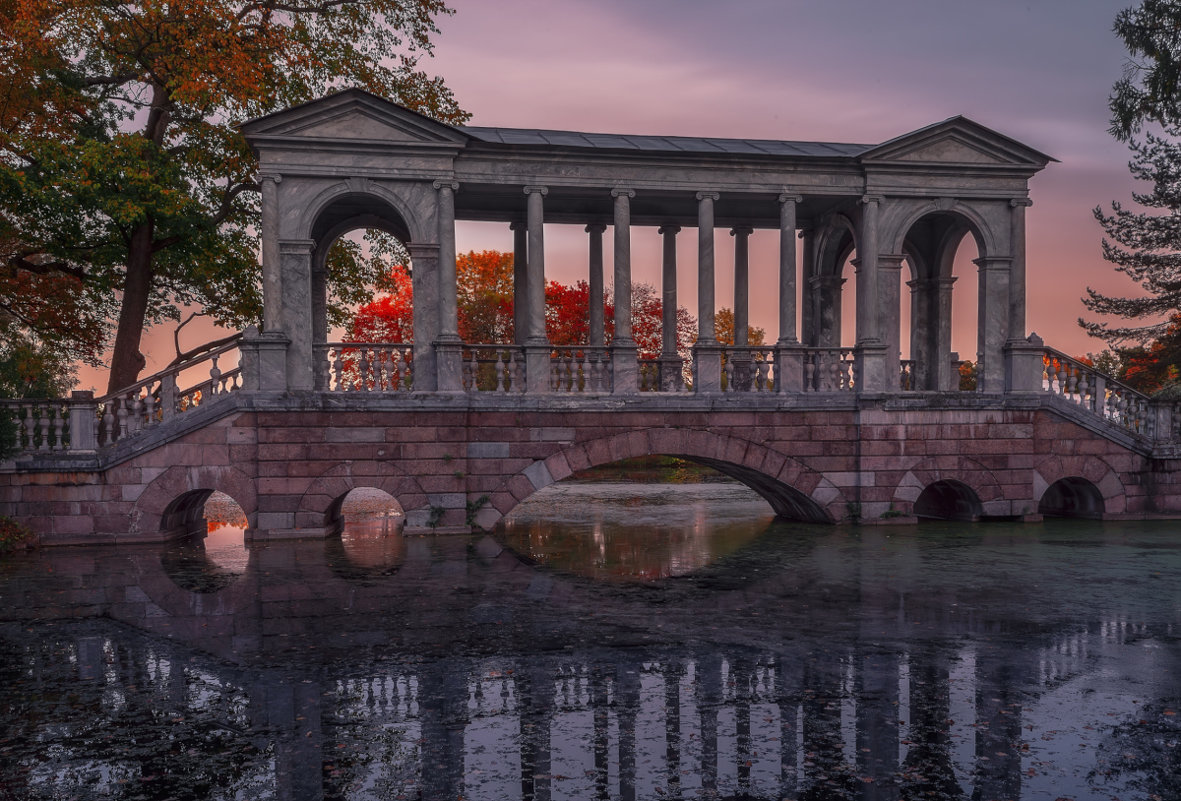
[
  {"left": 2, "top": 336, "right": 243, "bottom": 460},
  {"left": 721, "top": 347, "right": 776, "bottom": 393},
  {"left": 463, "top": 345, "right": 524, "bottom": 393},
  {"left": 318, "top": 343, "right": 413, "bottom": 392},
  {"left": 1041, "top": 348, "right": 1154, "bottom": 437},
  {"left": 550, "top": 347, "right": 610, "bottom": 393},
  {"left": 0, "top": 399, "right": 72, "bottom": 453},
  {"left": 802, "top": 347, "right": 856, "bottom": 392},
  {"left": 96, "top": 338, "right": 242, "bottom": 447}
]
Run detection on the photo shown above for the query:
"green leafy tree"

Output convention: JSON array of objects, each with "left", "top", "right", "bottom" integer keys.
[
  {"left": 0, "top": 0, "right": 467, "bottom": 394},
  {"left": 1083, "top": 0, "right": 1181, "bottom": 347}
]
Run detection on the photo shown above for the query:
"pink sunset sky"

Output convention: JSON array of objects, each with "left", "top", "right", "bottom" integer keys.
[{"left": 83, "top": 0, "right": 1142, "bottom": 389}]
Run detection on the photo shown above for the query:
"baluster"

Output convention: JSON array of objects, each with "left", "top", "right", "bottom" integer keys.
[
  {"left": 564, "top": 351, "right": 574, "bottom": 392},
  {"left": 52, "top": 404, "right": 66, "bottom": 450},
  {"left": 143, "top": 388, "right": 156, "bottom": 429},
  {"left": 830, "top": 353, "right": 842, "bottom": 391},
  {"left": 805, "top": 357, "right": 816, "bottom": 392},
  {"left": 358, "top": 348, "right": 371, "bottom": 391},
  {"left": 209, "top": 355, "right": 222, "bottom": 397},
  {"left": 575, "top": 351, "right": 587, "bottom": 393},
  {"left": 15, "top": 405, "right": 30, "bottom": 451},
  {"left": 489, "top": 351, "right": 503, "bottom": 392},
  {"left": 116, "top": 395, "right": 129, "bottom": 440},
  {"left": 1066, "top": 364, "right": 1079, "bottom": 398},
  {"left": 100, "top": 401, "right": 114, "bottom": 445},
  {"left": 465, "top": 351, "right": 476, "bottom": 391},
  {"left": 757, "top": 357, "right": 771, "bottom": 392},
  {"left": 35, "top": 404, "right": 49, "bottom": 451},
  {"left": 1055, "top": 360, "right": 1067, "bottom": 395},
  {"left": 722, "top": 355, "right": 734, "bottom": 393},
  {"left": 512, "top": 350, "right": 526, "bottom": 393},
  {"left": 128, "top": 393, "right": 141, "bottom": 433},
  {"left": 329, "top": 348, "right": 343, "bottom": 392}
]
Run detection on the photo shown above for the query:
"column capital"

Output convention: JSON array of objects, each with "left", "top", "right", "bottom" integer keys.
[
  {"left": 278, "top": 239, "right": 316, "bottom": 255},
  {"left": 658, "top": 224, "right": 681, "bottom": 236},
  {"left": 878, "top": 253, "right": 906, "bottom": 269},
  {"left": 778, "top": 192, "right": 803, "bottom": 204},
  {"left": 973, "top": 256, "right": 1014, "bottom": 270},
  {"left": 510, "top": 220, "right": 527, "bottom": 231},
  {"left": 696, "top": 191, "right": 720, "bottom": 202},
  {"left": 585, "top": 222, "right": 607, "bottom": 234},
  {"left": 611, "top": 187, "right": 635, "bottom": 199},
  {"left": 861, "top": 194, "right": 884, "bottom": 205},
  {"left": 406, "top": 242, "right": 441, "bottom": 259},
  {"left": 433, "top": 179, "right": 459, "bottom": 192},
  {"left": 729, "top": 226, "right": 754, "bottom": 237},
  {"left": 259, "top": 172, "right": 283, "bottom": 185},
  {"left": 1010, "top": 197, "right": 1033, "bottom": 208},
  {"left": 523, "top": 185, "right": 548, "bottom": 196}
]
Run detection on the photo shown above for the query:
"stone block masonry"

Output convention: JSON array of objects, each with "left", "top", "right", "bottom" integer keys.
[{"left": 0, "top": 392, "right": 1169, "bottom": 546}]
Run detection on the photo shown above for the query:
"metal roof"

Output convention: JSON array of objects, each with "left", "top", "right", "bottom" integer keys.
[{"left": 459, "top": 126, "right": 872, "bottom": 158}]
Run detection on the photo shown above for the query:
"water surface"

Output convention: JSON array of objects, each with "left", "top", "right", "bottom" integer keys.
[{"left": 0, "top": 480, "right": 1178, "bottom": 800}]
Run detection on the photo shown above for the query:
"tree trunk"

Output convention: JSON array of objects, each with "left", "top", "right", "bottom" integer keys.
[{"left": 106, "top": 221, "right": 155, "bottom": 394}]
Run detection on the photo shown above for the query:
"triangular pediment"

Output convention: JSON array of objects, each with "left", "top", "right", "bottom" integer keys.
[
  {"left": 240, "top": 88, "right": 469, "bottom": 146},
  {"left": 860, "top": 117, "right": 1053, "bottom": 168}
]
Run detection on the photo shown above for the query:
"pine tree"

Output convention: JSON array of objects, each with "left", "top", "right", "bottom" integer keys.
[{"left": 1083, "top": 0, "right": 1181, "bottom": 348}]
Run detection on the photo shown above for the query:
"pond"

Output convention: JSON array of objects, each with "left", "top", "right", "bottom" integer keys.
[{"left": 0, "top": 479, "right": 1178, "bottom": 800}]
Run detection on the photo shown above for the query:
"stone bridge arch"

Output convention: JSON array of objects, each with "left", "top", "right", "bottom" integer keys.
[
  {"left": 133, "top": 463, "right": 258, "bottom": 538},
  {"left": 477, "top": 428, "right": 847, "bottom": 530},
  {"left": 1034, "top": 455, "right": 1125, "bottom": 517},
  {"left": 890, "top": 454, "right": 1009, "bottom": 518},
  {"left": 296, "top": 460, "right": 430, "bottom": 533}
]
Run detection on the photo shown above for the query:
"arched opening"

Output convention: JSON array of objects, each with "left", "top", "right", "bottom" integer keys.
[
  {"left": 324, "top": 487, "right": 406, "bottom": 581},
  {"left": 500, "top": 455, "right": 827, "bottom": 581},
  {"left": 1039, "top": 477, "right": 1104, "bottom": 519},
  {"left": 898, "top": 212, "right": 985, "bottom": 391},
  {"left": 913, "top": 480, "right": 982, "bottom": 522},
  {"left": 160, "top": 490, "right": 248, "bottom": 593},
  {"left": 308, "top": 192, "right": 417, "bottom": 389}
]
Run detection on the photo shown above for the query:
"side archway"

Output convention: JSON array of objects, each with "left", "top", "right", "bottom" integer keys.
[
  {"left": 891, "top": 455, "right": 1007, "bottom": 518},
  {"left": 1038, "top": 477, "right": 1104, "bottom": 519},
  {"left": 296, "top": 460, "right": 428, "bottom": 533},
  {"left": 1034, "top": 455, "right": 1125, "bottom": 516},
  {"left": 133, "top": 463, "right": 257, "bottom": 539},
  {"left": 913, "top": 479, "right": 982, "bottom": 521},
  {"left": 478, "top": 428, "right": 847, "bottom": 530}
]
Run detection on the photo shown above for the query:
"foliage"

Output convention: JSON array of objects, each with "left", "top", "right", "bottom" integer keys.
[
  {"left": 1083, "top": 0, "right": 1181, "bottom": 346},
  {"left": 714, "top": 307, "right": 766, "bottom": 347},
  {"left": 0, "top": 0, "right": 468, "bottom": 393},
  {"left": 0, "top": 335, "right": 78, "bottom": 459},
  {"left": 0, "top": 515, "right": 35, "bottom": 553},
  {"left": 958, "top": 359, "right": 977, "bottom": 391},
  {"left": 352, "top": 250, "right": 698, "bottom": 360}
]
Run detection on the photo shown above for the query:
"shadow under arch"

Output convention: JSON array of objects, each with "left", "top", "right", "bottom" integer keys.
[
  {"left": 482, "top": 429, "right": 844, "bottom": 529},
  {"left": 914, "top": 479, "right": 983, "bottom": 522},
  {"left": 1038, "top": 476, "right": 1104, "bottom": 519}
]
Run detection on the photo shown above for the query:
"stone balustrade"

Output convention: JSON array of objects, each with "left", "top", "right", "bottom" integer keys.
[
  {"left": 1040, "top": 348, "right": 1155, "bottom": 438},
  {"left": 721, "top": 346, "right": 776, "bottom": 393},
  {"left": 462, "top": 345, "right": 524, "bottom": 393},
  {"left": 317, "top": 343, "right": 414, "bottom": 392},
  {"left": 802, "top": 347, "right": 856, "bottom": 392}
]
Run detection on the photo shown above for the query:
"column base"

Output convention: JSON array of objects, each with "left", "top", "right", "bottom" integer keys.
[
  {"left": 693, "top": 342, "right": 723, "bottom": 394},
  {"left": 610, "top": 342, "right": 639, "bottom": 394},
  {"left": 434, "top": 338, "right": 464, "bottom": 393},
  {"left": 524, "top": 345, "right": 552, "bottom": 394},
  {"left": 774, "top": 344, "right": 806, "bottom": 393},
  {"left": 855, "top": 343, "right": 889, "bottom": 393},
  {"left": 658, "top": 356, "right": 684, "bottom": 392},
  {"left": 1003, "top": 333, "right": 1045, "bottom": 393}
]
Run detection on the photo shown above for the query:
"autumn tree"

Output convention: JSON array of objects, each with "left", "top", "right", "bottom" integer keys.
[
  {"left": 1083, "top": 0, "right": 1181, "bottom": 351},
  {"left": 713, "top": 307, "right": 766, "bottom": 348},
  {"left": 0, "top": 0, "right": 468, "bottom": 394},
  {"left": 456, "top": 250, "right": 514, "bottom": 343}
]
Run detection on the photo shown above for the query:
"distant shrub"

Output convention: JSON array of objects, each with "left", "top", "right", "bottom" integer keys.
[{"left": 0, "top": 516, "right": 35, "bottom": 554}]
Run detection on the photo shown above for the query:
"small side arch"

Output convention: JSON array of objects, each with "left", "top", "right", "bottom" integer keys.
[
  {"left": 1035, "top": 454, "right": 1125, "bottom": 516},
  {"left": 913, "top": 479, "right": 983, "bottom": 521},
  {"left": 885, "top": 199, "right": 998, "bottom": 260},
  {"left": 296, "top": 460, "right": 428, "bottom": 532},
  {"left": 1038, "top": 477, "right": 1105, "bottom": 519},
  {"left": 134, "top": 463, "right": 257, "bottom": 539},
  {"left": 297, "top": 178, "right": 429, "bottom": 244}
]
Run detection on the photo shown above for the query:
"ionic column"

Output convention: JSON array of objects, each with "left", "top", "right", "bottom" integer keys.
[
  {"left": 659, "top": 225, "right": 683, "bottom": 391},
  {"left": 975, "top": 256, "right": 1012, "bottom": 393},
  {"left": 908, "top": 277, "right": 934, "bottom": 390},
  {"left": 856, "top": 194, "right": 888, "bottom": 391},
  {"left": 800, "top": 227, "right": 817, "bottom": 345},
  {"left": 697, "top": 192, "right": 719, "bottom": 343},
  {"left": 434, "top": 180, "right": 462, "bottom": 391},
  {"left": 260, "top": 173, "right": 283, "bottom": 334},
  {"left": 1008, "top": 198, "right": 1032, "bottom": 342},
  {"left": 512, "top": 221, "right": 528, "bottom": 345},
  {"left": 878, "top": 254, "right": 905, "bottom": 391},
  {"left": 611, "top": 189, "right": 638, "bottom": 394},
  {"left": 778, "top": 194, "right": 801, "bottom": 344},
  {"left": 586, "top": 223, "right": 606, "bottom": 347},
  {"left": 694, "top": 192, "right": 722, "bottom": 393},
  {"left": 407, "top": 243, "right": 441, "bottom": 390},
  {"left": 523, "top": 186, "right": 550, "bottom": 393},
  {"left": 279, "top": 239, "right": 316, "bottom": 390},
  {"left": 612, "top": 189, "right": 635, "bottom": 346},
  {"left": 524, "top": 187, "right": 548, "bottom": 345},
  {"left": 731, "top": 226, "right": 753, "bottom": 346},
  {"left": 933, "top": 276, "right": 957, "bottom": 391}
]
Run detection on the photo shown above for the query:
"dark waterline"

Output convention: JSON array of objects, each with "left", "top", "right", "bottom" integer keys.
[{"left": 1, "top": 481, "right": 1179, "bottom": 800}]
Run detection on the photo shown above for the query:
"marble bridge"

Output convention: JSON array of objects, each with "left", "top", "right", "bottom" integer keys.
[{"left": 5, "top": 91, "right": 1181, "bottom": 543}]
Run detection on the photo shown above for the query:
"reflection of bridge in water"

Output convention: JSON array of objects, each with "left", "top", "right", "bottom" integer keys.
[
  {"left": 7, "top": 91, "right": 1181, "bottom": 542},
  {"left": 2, "top": 526, "right": 1177, "bottom": 800}
]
